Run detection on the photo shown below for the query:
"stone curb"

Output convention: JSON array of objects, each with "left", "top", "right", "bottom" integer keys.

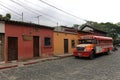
[
  {"left": 0, "top": 54, "right": 73, "bottom": 70},
  {"left": 0, "top": 65, "right": 18, "bottom": 70}
]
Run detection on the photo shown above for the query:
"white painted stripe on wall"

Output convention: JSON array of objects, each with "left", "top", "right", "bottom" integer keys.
[{"left": 0, "top": 21, "right": 5, "bottom": 33}]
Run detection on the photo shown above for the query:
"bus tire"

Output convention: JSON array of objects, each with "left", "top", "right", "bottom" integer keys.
[
  {"left": 106, "top": 49, "right": 111, "bottom": 55},
  {"left": 75, "top": 56, "right": 80, "bottom": 59},
  {"left": 89, "top": 50, "right": 95, "bottom": 60}
]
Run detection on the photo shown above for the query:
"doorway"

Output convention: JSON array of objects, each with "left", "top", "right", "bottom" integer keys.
[
  {"left": 8, "top": 37, "right": 18, "bottom": 61},
  {"left": 64, "top": 39, "right": 68, "bottom": 53},
  {"left": 0, "top": 34, "right": 5, "bottom": 61},
  {"left": 33, "top": 36, "right": 39, "bottom": 57}
]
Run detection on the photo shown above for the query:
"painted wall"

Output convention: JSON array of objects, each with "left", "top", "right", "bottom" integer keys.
[
  {"left": 54, "top": 31, "right": 78, "bottom": 55},
  {"left": 0, "top": 21, "right": 5, "bottom": 33},
  {"left": 5, "top": 23, "right": 54, "bottom": 62}
]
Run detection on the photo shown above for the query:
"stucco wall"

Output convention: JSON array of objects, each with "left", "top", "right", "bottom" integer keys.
[
  {"left": 5, "top": 23, "right": 54, "bottom": 62},
  {"left": 0, "top": 21, "right": 5, "bottom": 33},
  {"left": 54, "top": 31, "right": 78, "bottom": 55}
]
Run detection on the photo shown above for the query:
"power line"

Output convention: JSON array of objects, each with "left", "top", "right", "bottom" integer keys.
[
  {"left": 0, "top": 2, "right": 22, "bottom": 16},
  {"left": 20, "top": 0, "right": 79, "bottom": 25},
  {"left": 1, "top": 0, "right": 86, "bottom": 26},
  {"left": 0, "top": 1, "right": 21, "bottom": 19},
  {"left": 0, "top": 4, "right": 34, "bottom": 22},
  {"left": 0, "top": 1, "right": 33, "bottom": 21},
  {"left": 0, "top": 1, "right": 28, "bottom": 21},
  {"left": 10, "top": 0, "right": 40, "bottom": 15},
  {"left": 0, "top": 7, "right": 21, "bottom": 20},
  {"left": 10, "top": 0, "right": 57, "bottom": 23},
  {"left": 18, "top": 0, "right": 67, "bottom": 23},
  {"left": 38, "top": 0, "right": 88, "bottom": 22}
]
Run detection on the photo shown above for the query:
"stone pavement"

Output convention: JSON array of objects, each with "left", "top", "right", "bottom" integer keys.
[
  {"left": 0, "top": 48, "right": 119, "bottom": 80},
  {"left": 0, "top": 54, "right": 73, "bottom": 70}
]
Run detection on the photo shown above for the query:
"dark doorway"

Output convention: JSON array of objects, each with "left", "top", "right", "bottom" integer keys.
[
  {"left": 33, "top": 36, "right": 39, "bottom": 57},
  {"left": 0, "top": 34, "right": 5, "bottom": 61},
  {"left": 64, "top": 39, "right": 68, "bottom": 53},
  {"left": 8, "top": 37, "right": 18, "bottom": 61}
]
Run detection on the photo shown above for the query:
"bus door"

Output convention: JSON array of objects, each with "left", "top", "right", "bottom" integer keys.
[{"left": 95, "top": 40, "right": 102, "bottom": 53}]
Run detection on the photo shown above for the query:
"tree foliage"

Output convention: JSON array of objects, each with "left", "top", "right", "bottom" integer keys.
[
  {"left": 0, "top": 13, "right": 11, "bottom": 20},
  {"left": 72, "top": 24, "right": 80, "bottom": 30},
  {"left": 78, "top": 21, "right": 120, "bottom": 45},
  {"left": 0, "top": 14, "right": 3, "bottom": 19}
]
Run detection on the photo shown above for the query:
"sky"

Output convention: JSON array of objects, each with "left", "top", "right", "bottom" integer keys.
[{"left": 0, "top": 0, "right": 120, "bottom": 27}]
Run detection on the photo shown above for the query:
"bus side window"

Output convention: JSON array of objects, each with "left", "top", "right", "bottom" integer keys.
[
  {"left": 97, "top": 40, "right": 99, "bottom": 45},
  {"left": 92, "top": 39, "right": 97, "bottom": 44}
]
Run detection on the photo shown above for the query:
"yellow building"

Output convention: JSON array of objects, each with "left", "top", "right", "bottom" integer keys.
[
  {"left": 54, "top": 25, "right": 107, "bottom": 56},
  {"left": 54, "top": 26, "right": 78, "bottom": 55}
]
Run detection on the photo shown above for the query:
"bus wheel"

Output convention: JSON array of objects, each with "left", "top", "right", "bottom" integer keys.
[
  {"left": 106, "top": 49, "right": 111, "bottom": 55},
  {"left": 89, "top": 51, "right": 95, "bottom": 60},
  {"left": 75, "top": 56, "right": 80, "bottom": 59}
]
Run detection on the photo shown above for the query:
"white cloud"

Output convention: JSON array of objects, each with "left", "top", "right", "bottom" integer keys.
[
  {"left": 1, "top": 0, "right": 120, "bottom": 27},
  {"left": 46, "top": 0, "right": 120, "bottom": 23}
]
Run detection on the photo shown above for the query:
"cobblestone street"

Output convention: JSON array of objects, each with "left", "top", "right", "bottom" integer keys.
[{"left": 0, "top": 48, "right": 120, "bottom": 80}]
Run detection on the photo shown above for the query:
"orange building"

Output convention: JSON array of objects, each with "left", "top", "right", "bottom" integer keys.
[{"left": 54, "top": 26, "right": 78, "bottom": 55}]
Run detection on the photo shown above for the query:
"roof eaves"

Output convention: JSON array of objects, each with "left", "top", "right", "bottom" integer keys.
[
  {"left": 0, "top": 19, "right": 54, "bottom": 30},
  {"left": 81, "top": 25, "right": 107, "bottom": 34}
]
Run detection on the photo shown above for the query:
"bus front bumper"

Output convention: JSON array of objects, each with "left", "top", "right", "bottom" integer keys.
[{"left": 74, "top": 51, "right": 91, "bottom": 57}]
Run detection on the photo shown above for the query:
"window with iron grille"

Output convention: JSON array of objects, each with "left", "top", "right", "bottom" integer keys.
[
  {"left": 71, "top": 40, "right": 75, "bottom": 48},
  {"left": 44, "top": 37, "right": 51, "bottom": 46}
]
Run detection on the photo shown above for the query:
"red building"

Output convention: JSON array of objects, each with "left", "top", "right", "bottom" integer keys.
[{"left": 0, "top": 20, "right": 54, "bottom": 63}]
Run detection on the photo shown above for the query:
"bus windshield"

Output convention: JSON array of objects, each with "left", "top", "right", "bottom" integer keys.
[{"left": 78, "top": 39, "right": 97, "bottom": 44}]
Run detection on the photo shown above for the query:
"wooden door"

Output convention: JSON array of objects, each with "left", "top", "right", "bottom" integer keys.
[
  {"left": 0, "top": 34, "right": 4, "bottom": 61},
  {"left": 64, "top": 39, "right": 68, "bottom": 53},
  {"left": 33, "top": 36, "right": 39, "bottom": 57},
  {"left": 8, "top": 37, "right": 18, "bottom": 61}
]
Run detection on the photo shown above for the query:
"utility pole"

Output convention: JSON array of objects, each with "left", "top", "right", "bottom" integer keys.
[
  {"left": 35, "top": 15, "right": 42, "bottom": 24},
  {"left": 57, "top": 22, "right": 59, "bottom": 35},
  {"left": 22, "top": 12, "right": 23, "bottom": 21},
  {"left": 57, "top": 22, "right": 58, "bottom": 31}
]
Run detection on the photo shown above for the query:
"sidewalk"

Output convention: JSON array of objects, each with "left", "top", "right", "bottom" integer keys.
[{"left": 0, "top": 54, "right": 73, "bottom": 70}]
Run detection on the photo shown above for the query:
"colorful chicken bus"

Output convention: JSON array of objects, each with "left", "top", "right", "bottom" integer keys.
[{"left": 73, "top": 35, "right": 113, "bottom": 59}]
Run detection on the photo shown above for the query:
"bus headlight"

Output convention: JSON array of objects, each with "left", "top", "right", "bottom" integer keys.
[{"left": 84, "top": 46, "right": 92, "bottom": 52}]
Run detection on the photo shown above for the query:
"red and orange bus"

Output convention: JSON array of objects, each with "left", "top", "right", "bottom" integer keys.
[{"left": 73, "top": 35, "right": 113, "bottom": 59}]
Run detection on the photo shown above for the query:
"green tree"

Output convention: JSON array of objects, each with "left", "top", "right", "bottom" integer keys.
[
  {"left": 72, "top": 24, "right": 80, "bottom": 30},
  {"left": 6, "top": 13, "right": 11, "bottom": 19},
  {"left": 81, "top": 21, "right": 120, "bottom": 45},
  {"left": 0, "top": 13, "right": 11, "bottom": 20},
  {"left": 0, "top": 14, "right": 2, "bottom": 19}
]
